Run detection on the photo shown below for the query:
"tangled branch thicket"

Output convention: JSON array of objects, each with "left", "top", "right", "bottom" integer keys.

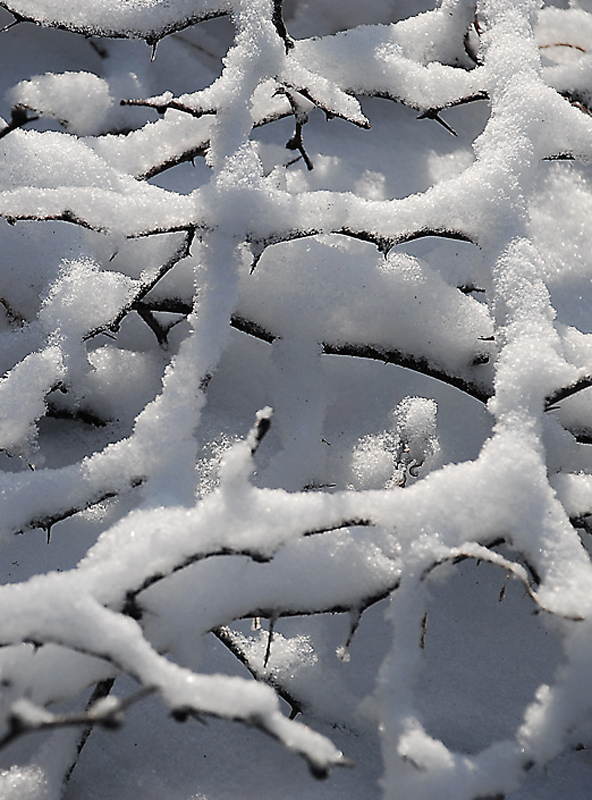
[{"left": 2, "top": 0, "right": 592, "bottom": 797}]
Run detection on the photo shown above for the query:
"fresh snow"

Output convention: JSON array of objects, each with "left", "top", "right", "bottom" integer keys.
[{"left": 1, "top": 1, "right": 592, "bottom": 799}]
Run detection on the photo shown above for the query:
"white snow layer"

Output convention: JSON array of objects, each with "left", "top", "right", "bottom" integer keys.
[{"left": 0, "top": 1, "right": 592, "bottom": 800}]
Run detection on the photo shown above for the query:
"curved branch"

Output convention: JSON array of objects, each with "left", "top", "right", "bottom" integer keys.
[
  {"left": 233, "top": 581, "right": 398, "bottom": 622},
  {"left": 321, "top": 341, "right": 491, "bottom": 403},
  {"left": 122, "top": 517, "right": 376, "bottom": 619},
  {"left": 135, "top": 303, "right": 492, "bottom": 404},
  {"left": 249, "top": 226, "right": 478, "bottom": 269},
  {"left": 422, "top": 544, "right": 583, "bottom": 622}
]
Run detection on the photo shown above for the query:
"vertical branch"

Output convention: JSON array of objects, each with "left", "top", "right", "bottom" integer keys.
[{"left": 273, "top": 0, "right": 294, "bottom": 53}]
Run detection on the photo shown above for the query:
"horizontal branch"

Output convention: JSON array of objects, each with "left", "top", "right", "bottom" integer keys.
[
  {"left": 120, "top": 96, "right": 218, "bottom": 119},
  {"left": 249, "top": 225, "right": 478, "bottom": 269},
  {"left": 46, "top": 398, "right": 109, "bottom": 428},
  {"left": 134, "top": 302, "right": 492, "bottom": 404},
  {"left": 134, "top": 108, "right": 292, "bottom": 180},
  {"left": 2, "top": 208, "right": 107, "bottom": 232},
  {"left": 19, "top": 478, "right": 144, "bottom": 539},
  {"left": 0, "top": 1, "right": 230, "bottom": 44},
  {"left": 122, "top": 517, "right": 377, "bottom": 619},
  {"left": 232, "top": 312, "right": 492, "bottom": 403},
  {"left": 233, "top": 581, "right": 398, "bottom": 622},
  {"left": 0, "top": 682, "right": 149, "bottom": 753},
  {"left": 367, "top": 89, "right": 489, "bottom": 115}
]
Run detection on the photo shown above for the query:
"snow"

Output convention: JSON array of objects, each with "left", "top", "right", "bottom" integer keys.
[
  {"left": 0, "top": 347, "right": 64, "bottom": 456},
  {"left": 8, "top": 72, "right": 115, "bottom": 136},
  {"left": 1, "top": 0, "right": 592, "bottom": 799},
  {"left": 0, "top": 765, "right": 49, "bottom": 800},
  {"left": 0, "top": 0, "right": 232, "bottom": 40}
]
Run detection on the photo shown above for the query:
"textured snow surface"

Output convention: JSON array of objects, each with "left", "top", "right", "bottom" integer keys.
[
  {"left": 0, "top": 0, "right": 232, "bottom": 39},
  {"left": 1, "top": 0, "right": 592, "bottom": 799}
]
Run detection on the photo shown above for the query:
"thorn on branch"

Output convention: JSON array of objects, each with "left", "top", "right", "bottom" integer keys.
[
  {"left": 420, "top": 612, "right": 428, "bottom": 649},
  {"left": 499, "top": 572, "right": 510, "bottom": 601},
  {"left": 417, "top": 109, "right": 457, "bottom": 136},
  {"left": 248, "top": 407, "right": 273, "bottom": 455},
  {"left": 263, "top": 617, "right": 276, "bottom": 668},
  {"left": 170, "top": 706, "right": 191, "bottom": 722},
  {"left": 308, "top": 762, "right": 332, "bottom": 780},
  {"left": 337, "top": 608, "right": 362, "bottom": 662},
  {"left": 401, "top": 753, "right": 425, "bottom": 772},
  {"left": 0, "top": 13, "right": 23, "bottom": 33},
  {"left": 87, "top": 38, "right": 109, "bottom": 59},
  {"left": 0, "top": 105, "right": 39, "bottom": 140}
]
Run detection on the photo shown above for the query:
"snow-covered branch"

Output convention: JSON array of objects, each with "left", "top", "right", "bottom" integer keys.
[{"left": 2, "top": 0, "right": 592, "bottom": 798}]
